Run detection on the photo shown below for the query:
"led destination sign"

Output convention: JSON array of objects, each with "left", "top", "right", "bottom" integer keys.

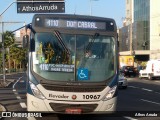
[{"left": 44, "top": 19, "right": 107, "bottom": 30}]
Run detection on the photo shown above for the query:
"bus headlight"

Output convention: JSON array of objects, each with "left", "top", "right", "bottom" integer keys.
[
  {"left": 103, "top": 86, "right": 117, "bottom": 101},
  {"left": 29, "top": 81, "right": 46, "bottom": 100}
]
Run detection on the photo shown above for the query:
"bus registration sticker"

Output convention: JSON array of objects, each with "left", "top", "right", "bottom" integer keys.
[{"left": 77, "top": 68, "right": 89, "bottom": 80}]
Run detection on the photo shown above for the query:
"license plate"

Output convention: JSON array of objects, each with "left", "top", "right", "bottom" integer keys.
[
  {"left": 129, "top": 71, "right": 133, "bottom": 72},
  {"left": 65, "top": 108, "right": 82, "bottom": 114}
]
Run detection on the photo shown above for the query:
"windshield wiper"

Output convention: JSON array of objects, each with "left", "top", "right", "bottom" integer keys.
[
  {"left": 85, "top": 33, "right": 99, "bottom": 52},
  {"left": 54, "top": 30, "right": 70, "bottom": 55}
]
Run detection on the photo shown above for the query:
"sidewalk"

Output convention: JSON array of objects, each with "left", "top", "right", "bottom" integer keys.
[
  {"left": 0, "top": 72, "right": 23, "bottom": 88},
  {"left": 0, "top": 103, "right": 7, "bottom": 112},
  {"left": 0, "top": 79, "right": 15, "bottom": 88}
]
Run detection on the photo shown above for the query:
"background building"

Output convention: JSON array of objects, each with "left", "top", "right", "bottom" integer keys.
[
  {"left": 150, "top": 0, "right": 160, "bottom": 59},
  {"left": 119, "top": 0, "right": 160, "bottom": 63},
  {"left": 14, "top": 28, "right": 30, "bottom": 47}
]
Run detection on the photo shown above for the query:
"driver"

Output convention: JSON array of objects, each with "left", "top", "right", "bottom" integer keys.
[{"left": 85, "top": 50, "right": 96, "bottom": 58}]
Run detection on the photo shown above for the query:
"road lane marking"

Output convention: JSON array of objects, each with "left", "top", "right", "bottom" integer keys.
[
  {"left": 12, "top": 89, "right": 16, "bottom": 92},
  {"left": 16, "top": 96, "right": 21, "bottom": 100},
  {"left": 12, "top": 80, "right": 19, "bottom": 89},
  {"left": 124, "top": 116, "right": 138, "bottom": 120},
  {"left": 14, "top": 92, "right": 18, "bottom": 95},
  {"left": 12, "top": 76, "right": 23, "bottom": 89},
  {"left": 140, "top": 99, "right": 160, "bottom": 105},
  {"left": 12, "top": 76, "right": 28, "bottom": 111},
  {"left": 155, "top": 92, "right": 160, "bottom": 95},
  {"left": 141, "top": 88, "right": 153, "bottom": 92},
  {"left": 20, "top": 102, "right": 27, "bottom": 108},
  {"left": 128, "top": 86, "right": 139, "bottom": 89},
  {"left": 19, "top": 80, "right": 25, "bottom": 83},
  {"left": 128, "top": 86, "right": 160, "bottom": 95}
]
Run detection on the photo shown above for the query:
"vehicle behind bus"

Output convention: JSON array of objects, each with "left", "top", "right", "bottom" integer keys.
[{"left": 139, "top": 59, "right": 160, "bottom": 80}]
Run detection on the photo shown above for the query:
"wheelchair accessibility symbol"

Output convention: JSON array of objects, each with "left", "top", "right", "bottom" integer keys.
[{"left": 78, "top": 68, "right": 88, "bottom": 80}]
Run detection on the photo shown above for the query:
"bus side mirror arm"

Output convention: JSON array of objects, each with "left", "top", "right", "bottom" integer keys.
[
  {"left": 117, "top": 33, "right": 119, "bottom": 47},
  {"left": 23, "top": 24, "right": 36, "bottom": 49},
  {"left": 26, "top": 24, "right": 36, "bottom": 34}
]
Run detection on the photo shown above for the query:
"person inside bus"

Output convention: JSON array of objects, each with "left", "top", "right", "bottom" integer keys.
[
  {"left": 85, "top": 50, "right": 96, "bottom": 58},
  {"left": 44, "top": 43, "right": 55, "bottom": 63}
]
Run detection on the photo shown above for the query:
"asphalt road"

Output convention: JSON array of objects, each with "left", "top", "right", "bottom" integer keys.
[
  {"left": 117, "top": 77, "right": 160, "bottom": 120},
  {"left": 0, "top": 73, "right": 160, "bottom": 120}
]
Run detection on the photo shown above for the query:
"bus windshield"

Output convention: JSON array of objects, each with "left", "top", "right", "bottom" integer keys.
[{"left": 32, "top": 32, "right": 116, "bottom": 82}]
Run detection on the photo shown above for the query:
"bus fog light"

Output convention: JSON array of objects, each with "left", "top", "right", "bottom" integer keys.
[
  {"left": 103, "top": 86, "right": 117, "bottom": 101},
  {"left": 31, "top": 101, "right": 39, "bottom": 108},
  {"left": 106, "top": 103, "right": 113, "bottom": 110},
  {"left": 29, "top": 81, "right": 46, "bottom": 99}
]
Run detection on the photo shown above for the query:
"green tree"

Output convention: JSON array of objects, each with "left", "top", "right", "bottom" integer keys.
[
  {"left": 0, "top": 31, "right": 27, "bottom": 72},
  {"left": 0, "top": 31, "right": 15, "bottom": 70},
  {"left": 9, "top": 45, "right": 27, "bottom": 70},
  {"left": 4, "top": 31, "right": 15, "bottom": 48},
  {"left": 0, "top": 52, "right": 2, "bottom": 69}
]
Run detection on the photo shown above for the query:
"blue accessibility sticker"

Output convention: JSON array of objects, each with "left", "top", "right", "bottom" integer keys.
[{"left": 77, "top": 68, "right": 89, "bottom": 80}]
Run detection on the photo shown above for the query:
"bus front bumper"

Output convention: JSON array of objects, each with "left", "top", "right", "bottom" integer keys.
[{"left": 27, "top": 93, "right": 117, "bottom": 113}]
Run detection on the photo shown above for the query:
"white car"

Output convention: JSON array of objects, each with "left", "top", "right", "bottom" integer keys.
[
  {"left": 118, "top": 73, "right": 128, "bottom": 89},
  {"left": 139, "top": 59, "right": 160, "bottom": 80}
]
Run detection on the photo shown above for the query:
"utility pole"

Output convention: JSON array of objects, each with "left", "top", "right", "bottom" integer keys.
[
  {"left": 89, "top": 0, "right": 99, "bottom": 16},
  {"left": 1, "top": 22, "right": 6, "bottom": 86}
]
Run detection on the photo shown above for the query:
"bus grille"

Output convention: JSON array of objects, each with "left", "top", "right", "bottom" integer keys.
[
  {"left": 49, "top": 103, "right": 98, "bottom": 113},
  {"left": 41, "top": 84, "right": 105, "bottom": 92}
]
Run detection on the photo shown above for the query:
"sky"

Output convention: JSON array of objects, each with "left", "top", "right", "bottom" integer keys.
[{"left": 0, "top": 0, "right": 125, "bottom": 32}]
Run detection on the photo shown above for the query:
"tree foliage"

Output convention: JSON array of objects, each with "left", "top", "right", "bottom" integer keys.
[
  {"left": 0, "top": 31, "right": 27, "bottom": 70},
  {"left": 4, "top": 31, "right": 15, "bottom": 48}
]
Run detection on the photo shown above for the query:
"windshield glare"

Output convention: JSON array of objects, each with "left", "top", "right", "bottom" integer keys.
[{"left": 32, "top": 32, "right": 116, "bottom": 82}]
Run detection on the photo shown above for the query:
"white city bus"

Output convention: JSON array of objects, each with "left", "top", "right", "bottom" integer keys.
[{"left": 25, "top": 14, "right": 119, "bottom": 114}]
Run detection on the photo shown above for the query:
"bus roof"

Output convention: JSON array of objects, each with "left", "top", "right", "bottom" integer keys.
[{"left": 33, "top": 14, "right": 116, "bottom": 22}]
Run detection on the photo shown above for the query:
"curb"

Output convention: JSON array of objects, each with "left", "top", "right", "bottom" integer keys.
[
  {"left": 0, "top": 79, "right": 15, "bottom": 88},
  {"left": 0, "top": 103, "right": 7, "bottom": 120},
  {"left": 0, "top": 104, "right": 7, "bottom": 112}
]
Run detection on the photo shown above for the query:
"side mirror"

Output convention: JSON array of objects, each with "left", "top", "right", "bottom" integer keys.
[{"left": 23, "top": 35, "right": 29, "bottom": 48}]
